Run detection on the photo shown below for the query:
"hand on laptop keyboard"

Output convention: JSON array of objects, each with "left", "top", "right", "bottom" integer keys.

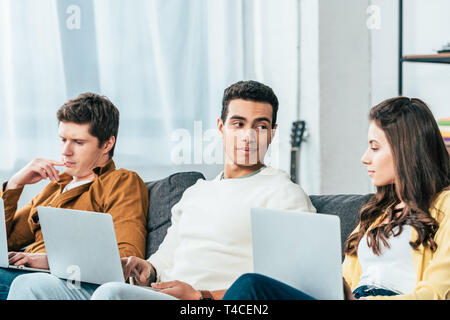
[{"left": 8, "top": 252, "right": 49, "bottom": 270}]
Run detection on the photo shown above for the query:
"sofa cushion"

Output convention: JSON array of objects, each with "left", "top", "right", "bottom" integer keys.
[
  {"left": 309, "top": 194, "right": 373, "bottom": 250},
  {"left": 145, "top": 171, "right": 205, "bottom": 258}
]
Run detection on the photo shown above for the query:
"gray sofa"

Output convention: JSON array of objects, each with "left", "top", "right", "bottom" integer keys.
[{"left": 144, "top": 171, "right": 372, "bottom": 260}]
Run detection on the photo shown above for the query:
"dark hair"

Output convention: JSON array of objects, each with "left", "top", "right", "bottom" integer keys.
[
  {"left": 221, "top": 80, "right": 279, "bottom": 128},
  {"left": 56, "top": 92, "right": 120, "bottom": 158},
  {"left": 344, "top": 97, "right": 450, "bottom": 256}
]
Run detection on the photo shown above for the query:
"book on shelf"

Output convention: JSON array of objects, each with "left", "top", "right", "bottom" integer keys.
[
  {"left": 438, "top": 118, "right": 450, "bottom": 148},
  {"left": 437, "top": 118, "right": 450, "bottom": 126},
  {"left": 437, "top": 42, "right": 450, "bottom": 54},
  {"left": 403, "top": 53, "right": 450, "bottom": 59}
]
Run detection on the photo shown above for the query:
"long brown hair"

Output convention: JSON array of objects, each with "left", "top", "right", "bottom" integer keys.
[{"left": 344, "top": 97, "right": 450, "bottom": 256}]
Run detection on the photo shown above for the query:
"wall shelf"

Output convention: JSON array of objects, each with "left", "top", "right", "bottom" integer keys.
[
  {"left": 402, "top": 53, "right": 450, "bottom": 64},
  {"left": 398, "top": 0, "right": 450, "bottom": 94}
]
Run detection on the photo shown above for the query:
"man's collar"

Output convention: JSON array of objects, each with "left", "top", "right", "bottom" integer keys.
[
  {"left": 92, "top": 159, "right": 116, "bottom": 176},
  {"left": 220, "top": 165, "right": 267, "bottom": 180}
]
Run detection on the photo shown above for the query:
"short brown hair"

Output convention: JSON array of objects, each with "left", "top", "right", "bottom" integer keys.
[
  {"left": 57, "top": 92, "right": 120, "bottom": 158},
  {"left": 221, "top": 80, "right": 279, "bottom": 129}
]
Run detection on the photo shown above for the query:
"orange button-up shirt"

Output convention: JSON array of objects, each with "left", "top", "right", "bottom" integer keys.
[{"left": 1, "top": 159, "right": 148, "bottom": 259}]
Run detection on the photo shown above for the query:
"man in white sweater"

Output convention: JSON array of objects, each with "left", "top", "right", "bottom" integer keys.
[
  {"left": 8, "top": 80, "right": 315, "bottom": 300},
  {"left": 90, "top": 80, "right": 316, "bottom": 301}
]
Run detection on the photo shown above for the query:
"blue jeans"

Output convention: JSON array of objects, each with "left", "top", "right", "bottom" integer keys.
[
  {"left": 352, "top": 285, "right": 398, "bottom": 299},
  {"left": 223, "top": 273, "right": 316, "bottom": 300},
  {"left": 223, "top": 273, "right": 399, "bottom": 300},
  {"left": 0, "top": 267, "right": 31, "bottom": 300}
]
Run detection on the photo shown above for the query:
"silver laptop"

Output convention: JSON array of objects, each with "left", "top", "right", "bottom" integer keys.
[
  {"left": 0, "top": 199, "right": 50, "bottom": 273},
  {"left": 251, "top": 208, "right": 344, "bottom": 300},
  {"left": 37, "top": 206, "right": 125, "bottom": 285}
]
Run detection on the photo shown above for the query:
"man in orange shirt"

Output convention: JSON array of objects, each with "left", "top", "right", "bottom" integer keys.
[{"left": 0, "top": 93, "right": 148, "bottom": 299}]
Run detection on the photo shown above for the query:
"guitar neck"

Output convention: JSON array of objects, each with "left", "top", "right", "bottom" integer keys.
[
  {"left": 290, "top": 148, "right": 299, "bottom": 184},
  {"left": 290, "top": 120, "right": 306, "bottom": 185}
]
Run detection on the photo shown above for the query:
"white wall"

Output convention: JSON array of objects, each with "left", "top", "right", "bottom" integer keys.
[
  {"left": 299, "top": 0, "right": 373, "bottom": 195},
  {"left": 370, "top": 0, "right": 398, "bottom": 106},
  {"left": 298, "top": 0, "right": 321, "bottom": 194}
]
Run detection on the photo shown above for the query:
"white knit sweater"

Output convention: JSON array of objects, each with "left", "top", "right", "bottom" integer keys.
[{"left": 148, "top": 167, "right": 316, "bottom": 290}]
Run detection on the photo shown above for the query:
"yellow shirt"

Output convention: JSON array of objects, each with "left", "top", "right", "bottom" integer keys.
[{"left": 342, "top": 190, "right": 450, "bottom": 300}]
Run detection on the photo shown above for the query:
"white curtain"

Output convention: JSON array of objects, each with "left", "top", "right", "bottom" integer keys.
[{"left": 0, "top": 0, "right": 300, "bottom": 206}]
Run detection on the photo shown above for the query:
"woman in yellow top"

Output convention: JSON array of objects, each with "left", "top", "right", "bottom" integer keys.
[{"left": 223, "top": 96, "right": 450, "bottom": 300}]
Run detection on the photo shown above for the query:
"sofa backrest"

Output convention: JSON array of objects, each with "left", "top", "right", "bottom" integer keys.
[
  {"left": 145, "top": 171, "right": 205, "bottom": 259},
  {"left": 310, "top": 194, "right": 373, "bottom": 250},
  {"left": 145, "top": 171, "right": 373, "bottom": 259}
]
